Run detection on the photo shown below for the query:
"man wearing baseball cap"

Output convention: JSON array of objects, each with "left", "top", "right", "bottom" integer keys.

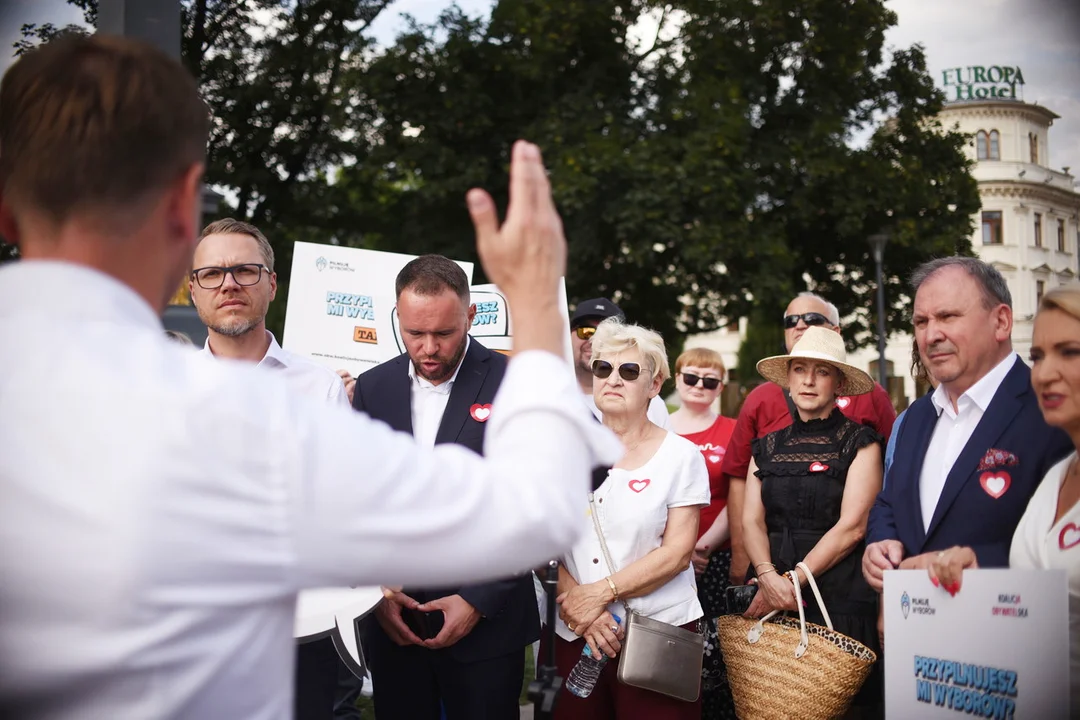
[{"left": 570, "top": 297, "right": 671, "bottom": 429}]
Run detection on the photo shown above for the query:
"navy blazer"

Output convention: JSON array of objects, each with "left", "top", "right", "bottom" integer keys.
[
  {"left": 353, "top": 340, "right": 540, "bottom": 662},
  {"left": 868, "top": 356, "right": 1072, "bottom": 567}
]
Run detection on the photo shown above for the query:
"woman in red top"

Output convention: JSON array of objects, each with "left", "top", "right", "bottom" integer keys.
[{"left": 669, "top": 347, "right": 737, "bottom": 720}]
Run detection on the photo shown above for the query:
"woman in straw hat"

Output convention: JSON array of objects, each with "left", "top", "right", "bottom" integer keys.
[{"left": 742, "top": 326, "right": 884, "bottom": 718}]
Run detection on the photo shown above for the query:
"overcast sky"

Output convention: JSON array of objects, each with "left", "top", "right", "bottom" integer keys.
[{"left": 3, "top": 0, "right": 1079, "bottom": 172}]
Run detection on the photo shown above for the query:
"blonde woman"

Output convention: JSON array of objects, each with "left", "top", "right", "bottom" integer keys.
[
  {"left": 928, "top": 286, "right": 1080, "bottom": 711},
  {"left": 550, "top": 319, "right": 709, "bottom": 720},
  {"left": 743, "top": 327, "right": 884, "bottom": 718}
]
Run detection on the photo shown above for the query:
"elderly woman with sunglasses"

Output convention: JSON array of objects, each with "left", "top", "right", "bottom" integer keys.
[{"left": 550, "top": 319, "right": 710, "bottom": 720}]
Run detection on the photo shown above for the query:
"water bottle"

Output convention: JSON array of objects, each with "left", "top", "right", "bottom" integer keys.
[{"left": 564, "top": 614, "right": 621, "bottom": 698}]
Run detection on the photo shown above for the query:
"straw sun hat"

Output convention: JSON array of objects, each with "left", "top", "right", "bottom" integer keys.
[{"left": 755, "top": 326, "right": 876, "bottom": 396}]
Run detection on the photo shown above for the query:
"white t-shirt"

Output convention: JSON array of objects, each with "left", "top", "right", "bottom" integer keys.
[
  {"left": 557, "top": 432, "right": 710, "bottom": 641},
  {"left": 1010, "top": 451, "right": 1080, "bottom": 709}
]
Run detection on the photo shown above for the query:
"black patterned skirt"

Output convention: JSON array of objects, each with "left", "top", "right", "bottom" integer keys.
[{"left": 698, "top": 549, "right": 738, "bottom": 720}]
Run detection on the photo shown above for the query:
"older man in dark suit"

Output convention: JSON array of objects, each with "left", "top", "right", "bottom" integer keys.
[
  {"left": 864, "top": 257, "right": 1072, "bottom": 590},
  {"left": 353, "top": 255, "right": 538, "bottom": 720}
]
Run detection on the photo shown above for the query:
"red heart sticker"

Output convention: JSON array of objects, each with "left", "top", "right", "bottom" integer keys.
[
  {"left": 1059, "top": 523, "right": 1080, "bottom": 551},
  {"left": 470, "top": 403, "right": 492, "bottom": 422},
  {"left": 979, "top": 471, "right": 1011, "bottom": 499},
  {"left": 836, "top": 397, "right": 851, "bottom": 409},
  {"left": 628, "top": 479, "right": 651, "bottom": 493},
  {"left": 809, "top": 462, "right": 828, "bottom": 473}
]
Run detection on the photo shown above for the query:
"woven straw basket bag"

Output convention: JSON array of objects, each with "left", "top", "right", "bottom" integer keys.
[{"left": 717, "top": 562, "right": 877, "bottom": 720}]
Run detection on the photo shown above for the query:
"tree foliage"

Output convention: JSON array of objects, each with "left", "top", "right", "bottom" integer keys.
[{"left": 13, "top": 0, "right": 980, "bottom": 349}]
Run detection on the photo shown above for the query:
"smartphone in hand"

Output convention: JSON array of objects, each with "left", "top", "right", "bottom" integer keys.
[{"left": 726, "top": 584, "right": 759, "bottom": 615}]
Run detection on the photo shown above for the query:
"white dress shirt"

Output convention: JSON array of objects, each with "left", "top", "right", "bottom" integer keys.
[
  {"left": 200, "top": 331, "right": 350, "bottom": 409},
  {"left": 407, "top": 338, "right": 469, "bottom": 449},
  {"left": 585, "top": 393, "right": 672, "bottom": 430},
  {"left": 0, "top": 261, "right": 621, "bottom": 720},
  {"left": 919, "top": 353, "right": 1018, "bottom": 530},
  {"left": 556, "top": 432, "right": 710, "bottom": 641},
  {"left": 1010, "top": 452, "right": 1080, "bottom": 711}
]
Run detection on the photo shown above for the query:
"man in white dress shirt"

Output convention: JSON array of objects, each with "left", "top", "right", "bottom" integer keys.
[
  {"left": 188, "top": 218, "right": 358, "bottom": 719},
  {"left": 0, "top": 34, "right": 619, "bottom": 720}
]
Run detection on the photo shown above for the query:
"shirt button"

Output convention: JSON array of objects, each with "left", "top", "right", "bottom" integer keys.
[
  {"left": 593, "top": 558, "right": 600, "bottom": 564},
  {"left": 598, "top": 498, "right": 603, "bottom": 503}
]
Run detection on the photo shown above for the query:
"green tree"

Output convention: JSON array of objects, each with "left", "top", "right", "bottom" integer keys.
[{"left": 341, "top": 0, "right": 979, "bottom": 351}]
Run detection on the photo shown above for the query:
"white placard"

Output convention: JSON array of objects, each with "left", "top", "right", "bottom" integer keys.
[
  {"left": 282, "top": 242, "right": 474, "bottom": 377},
  {"left": 883, "top": 568, "right": 1069, "bottom": 719},
  {"left": 466, "top": 281, "right": 574, "bottom": 368}
]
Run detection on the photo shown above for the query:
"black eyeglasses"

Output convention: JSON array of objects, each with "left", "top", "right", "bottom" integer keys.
[
  {"left": 191, "top": 263, "right": 269, "bottom": 290},
  {"left": 783, "top": 312, "right": 831, "bottom": 329},
  {"left": 592, "top": 360, "right": 642, "bottom": 382},
  {"left": 682, "top": 373, "right": 721, "bottom": 390},
  {"left": 574, "top": 326, "right": 597, "bottom": 340}
]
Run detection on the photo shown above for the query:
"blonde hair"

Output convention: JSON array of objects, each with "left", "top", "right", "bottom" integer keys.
[
  {"left": 675, "top": 347, "right": 726, "bottom": 377},
  {"left": 1040, "top": 286, "right": 1080, "bottom": 321},
  {"left": 590, "top": 318, "right": 670, "bottom": 383}
]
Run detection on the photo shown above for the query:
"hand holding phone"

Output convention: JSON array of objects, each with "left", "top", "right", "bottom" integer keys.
[{"left": 726, "top": 584, "right": 758, "bottom": 615}]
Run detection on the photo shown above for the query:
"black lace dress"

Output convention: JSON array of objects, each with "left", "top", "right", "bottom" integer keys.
[{"left": 750, "top": 409, "right": 883, "bottom": 714}]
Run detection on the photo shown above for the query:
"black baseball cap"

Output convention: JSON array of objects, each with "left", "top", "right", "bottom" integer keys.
[{"left": 570, "top": 297, "right": 624, "bottom": 328}]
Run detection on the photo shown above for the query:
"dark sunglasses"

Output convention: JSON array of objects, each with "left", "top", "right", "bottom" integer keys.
[
  {"left": 592, "top": 360, "right": 642, "bottom": 382},
  {"left": 682, "top": 372, "right": 721, "bottom": 390},
  {"left": 783, "top": 312, "right": 831, "bottom": 329},
  {"left": 574, "top": 326, "right": 597, "bottom": 340}
]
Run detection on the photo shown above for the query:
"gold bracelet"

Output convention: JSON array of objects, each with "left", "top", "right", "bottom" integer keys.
[
  {"left": 755, "top": 562, "right": 776, "bottom": 571},
  {"left": 605, "top": 576, "right": 620, "bottom": 602},
  {"left": 757, "top": 567, "right": 777, "bottom": 579}
]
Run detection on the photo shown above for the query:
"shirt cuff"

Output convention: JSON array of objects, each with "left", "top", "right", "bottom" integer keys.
[{"left": 485, "top": 350, "right": 623, "bottom": 468}]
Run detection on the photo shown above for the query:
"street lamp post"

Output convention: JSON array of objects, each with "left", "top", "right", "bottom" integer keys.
[{"left": 868, "top": 233, "right": 890, "bottom": 388}]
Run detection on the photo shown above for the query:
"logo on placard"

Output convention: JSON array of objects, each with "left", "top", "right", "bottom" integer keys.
[
  {"left": 353, "top": 326, "right": 378, "bottom": 344},
  {"left": 901, "top": 592, "right": 910, "bottom": 619},
  {"left": 316, "top": 256, "right": 328, "bottom": 272},
  {"left": 992, "top": 593, "right": 1029, "bottom": 618}
]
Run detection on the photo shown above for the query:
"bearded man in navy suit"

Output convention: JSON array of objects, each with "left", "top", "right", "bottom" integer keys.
[
  {"left": 864, "top": 257, "right": 1072, "bottom": 594},
  {"left": 352, "top": 255, "right": 537, "bottom": 720}
]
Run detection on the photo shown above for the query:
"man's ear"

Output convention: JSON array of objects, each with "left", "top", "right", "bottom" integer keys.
[
  {"left": 166, "top": 163, "right": 205, "bottom": 253},
  {"left": 0, "top": 195, "right": 21, "bottom": 247}
]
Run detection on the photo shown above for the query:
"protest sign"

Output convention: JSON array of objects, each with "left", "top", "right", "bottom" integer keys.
[
  {"left": 883, "top": 568, "right": 1069, "bottom": 719},
  {"left": 282, "top": 242, "right": 473, "bottom": 377}
]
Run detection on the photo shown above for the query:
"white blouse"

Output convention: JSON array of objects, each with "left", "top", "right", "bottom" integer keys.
[
  {"left": 1010, "top": 451, "right": 1080, "bottom": 709},
  {"left": 557, "top": 432, "right": 710, "bottom": 641}
]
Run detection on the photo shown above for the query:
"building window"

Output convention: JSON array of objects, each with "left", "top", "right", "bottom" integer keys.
[
  {"left": 977, "top": 131, "right": 988, "bottom": 160},
  {"left": 1030, "top": 133, "right": 1039, "bottom": 164},
  {"left": 982, "top": 211, "right": 1003, "bottom": 245},
  {"left": 1034, "top": 213, "right": 1043, "bottom": 247},
  {"left": 1037, "top": 280, "right": 1046, "bottom": 308},
  {"left": 1059, "top": 219, "right": 1067, "bottom": 252},
  {"left": 989, "top": 130, "right": 1000, "bottom": 160}
]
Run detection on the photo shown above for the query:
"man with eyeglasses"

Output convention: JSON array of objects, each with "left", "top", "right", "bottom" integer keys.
[
  {"left": 720, "top": 292, "right": 896, "bottom": 586},
  {"left": 570, "top": 298, "right": 671, "bottom": 429},
  {"left": 189, "top": 218, "right": 358, "bottom": 720},
  {"left": 190, "top": 218, "right": 348, "bottom": 407}
]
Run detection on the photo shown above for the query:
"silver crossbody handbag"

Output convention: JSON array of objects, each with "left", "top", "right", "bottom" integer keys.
[{"left": 587, "top": 491, "right": 704, "bottom": 703}]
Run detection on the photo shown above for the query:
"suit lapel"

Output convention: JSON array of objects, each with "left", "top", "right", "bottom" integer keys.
[
  {"left": 382, "top": 356, "right": 414, "bottom": 435},
  {"left": 435, "top": 342, "right": 489, "bottom": 445},
  {"left": 923, "top": 357, "right": 1026, "bottom": 542},
  {"left": 903, "top": 399, "right": 939, "bottom": 550}
]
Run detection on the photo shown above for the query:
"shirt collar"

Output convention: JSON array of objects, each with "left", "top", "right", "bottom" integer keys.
[
  {"left": 0, "top": 260, "right": 162, "bottom": 331},
  {"left": 930, "top": 352, "right": 1018, "bottom": 416},
  {"left": 407, "top": 336, "right": 470, "bottom": 394},
  {"left": 201, "top": 330, "right": 286, "bottom": 367}
]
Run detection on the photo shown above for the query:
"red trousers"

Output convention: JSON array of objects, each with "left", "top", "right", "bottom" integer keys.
[{"left": 539, "top": 623, "right": 702, "bottom": 720}]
